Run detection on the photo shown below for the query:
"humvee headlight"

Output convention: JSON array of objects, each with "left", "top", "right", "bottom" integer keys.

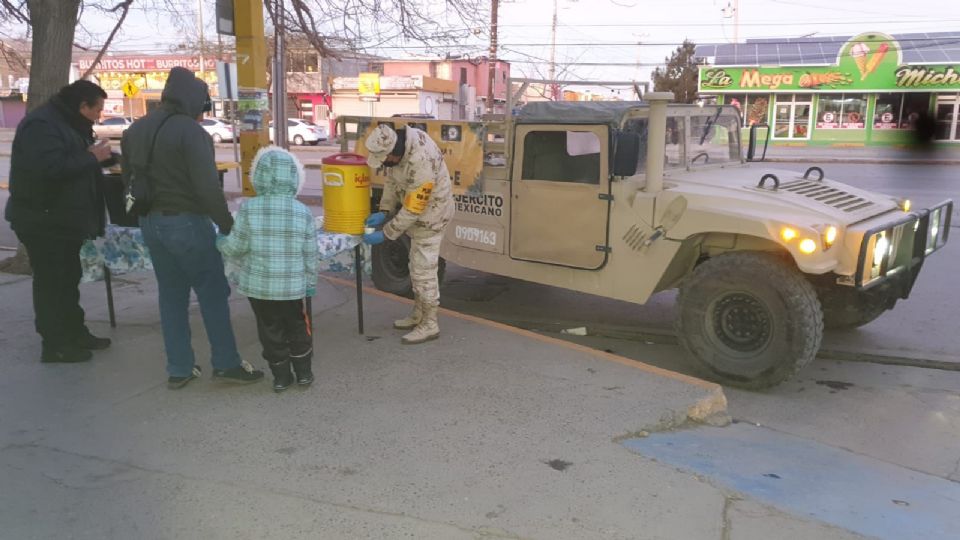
[
  {"left": 823, "top": 226, "right": 838, "bottom": 249},
  {"left": 899, "top": 199, "right": 912, "bottom": 213},
  {"left": 798, "top": 238, "right": 817, "bottom": 254},
  {"left": 780, "top": 227, "right": 798, "bottom": 242},
  {"left": 873, "top": 234, "right": 889, "bottom": 268}
]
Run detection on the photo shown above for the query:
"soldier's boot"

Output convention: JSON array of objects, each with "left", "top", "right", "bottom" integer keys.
[
  {"left": 393, "top": 297, "right": 423, "bottom": 330},
  {"left": 401, "top": 304, "right": 439, "bottom": 345}
]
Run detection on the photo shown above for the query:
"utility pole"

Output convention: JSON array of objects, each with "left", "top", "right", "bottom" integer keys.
[
  {"left": 273, "top": 0, "right": 288, "bottom": 148},
  {"left": 235, "top": 0, "right": 270, "bottom": 195},
  {"left": 486, "top": 0, "right": 498, "bottom": 114},
  {"left": 549, "top": 0, "right": 557, "bottom": 100}
]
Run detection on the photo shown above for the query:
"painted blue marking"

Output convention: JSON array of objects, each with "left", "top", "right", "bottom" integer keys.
[{"left": 623, "top": 423, "right": 960, "bottom": 540}]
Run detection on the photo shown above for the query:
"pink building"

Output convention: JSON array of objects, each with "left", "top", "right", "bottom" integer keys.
[{"left": 380, "top": 58, "right": 510, "bottom": 114}]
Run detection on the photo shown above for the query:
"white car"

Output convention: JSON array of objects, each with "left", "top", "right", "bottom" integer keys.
[
  {"left": 269, "top": 118, "right": 328, "bottom": 145},
  {"left": 200, "top": 118, "right": 236, "bottom": 143},
  {"left": 94, "top": 116, "right": 134, "bottom": 139}
]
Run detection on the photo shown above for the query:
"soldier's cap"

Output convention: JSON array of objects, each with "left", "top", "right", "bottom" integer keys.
[{"left": 364, "top": 124, "right": 398, "bottom": 169}]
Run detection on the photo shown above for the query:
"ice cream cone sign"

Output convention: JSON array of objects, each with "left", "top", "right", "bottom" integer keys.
[
  {"left": 863, "top": 43, "right": 890, "bottom": 80},
  {"left": 850, "top": 40, "right": 892, "bottom": 81},
  {"left": 850, "top": 42, "right": 870, "bottom": 80}
]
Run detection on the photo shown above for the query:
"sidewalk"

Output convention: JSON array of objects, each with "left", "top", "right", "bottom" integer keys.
[
  {"left": 757, "top": 144, "right": 960, "bottom": 165},
  {"left": 0, "top": 269, "right": 873, "bottom": 539}
]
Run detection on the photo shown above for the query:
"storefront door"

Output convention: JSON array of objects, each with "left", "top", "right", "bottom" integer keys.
[
  {"left": 773, "top": 95, "right": 812, "bottom": 140},
  {"left": 935, "top": 94, "right": 960, "bottom": 141}
]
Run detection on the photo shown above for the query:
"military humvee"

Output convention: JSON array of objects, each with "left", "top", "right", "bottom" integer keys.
[{"left": 338, "top": 93, "right": 952, "bottom": 388}]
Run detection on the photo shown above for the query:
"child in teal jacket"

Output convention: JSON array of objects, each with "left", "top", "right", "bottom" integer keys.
[{"left": 217, "top": 146, "right": 318, "bottom": 391}]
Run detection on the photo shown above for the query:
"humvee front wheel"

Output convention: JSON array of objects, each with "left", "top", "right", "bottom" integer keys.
[
  {"left": 370, "top": 235, "right": 446, "bottom": 298},
  {"left": 676, "top": 252, "right": 823, "bottom": 389}
]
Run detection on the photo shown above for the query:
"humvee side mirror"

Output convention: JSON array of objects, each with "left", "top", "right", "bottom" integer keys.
[{"left": 613, "top": 131, "right": 641, "bottom": 176}]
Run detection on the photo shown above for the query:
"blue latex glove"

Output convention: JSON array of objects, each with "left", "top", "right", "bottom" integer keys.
[
  {"left": 306, "top": 287, "right": 316, "bottom": 297},
  {"left": 363, "top": 230, "right": 385, "bottom": 245},
  {"left": 364, "top": 212, "right": 387, "bottom": 227}
]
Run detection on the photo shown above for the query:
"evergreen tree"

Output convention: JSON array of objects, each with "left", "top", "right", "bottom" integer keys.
[{"left": 651, "top": 40, "right": 701, "bottom": 104}]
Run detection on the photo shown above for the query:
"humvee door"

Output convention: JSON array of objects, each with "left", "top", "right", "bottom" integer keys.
[{"left": 510, "top": 124, "right": 610, "bottom": 269}]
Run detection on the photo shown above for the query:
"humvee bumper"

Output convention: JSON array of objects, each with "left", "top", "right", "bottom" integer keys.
[{"left": 852, "top": 200, "right": 953, "bottom": 296}]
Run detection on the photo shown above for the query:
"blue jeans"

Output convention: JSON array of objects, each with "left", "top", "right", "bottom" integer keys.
[{"left": 140, "top": 213, "right": 241, "bottom": 377}]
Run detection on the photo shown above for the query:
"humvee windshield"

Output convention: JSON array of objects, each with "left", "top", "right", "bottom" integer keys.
[{"left": 621, "top": 113, "right": 741, "bottom": 175}]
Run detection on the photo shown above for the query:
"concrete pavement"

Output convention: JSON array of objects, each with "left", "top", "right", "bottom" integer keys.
[{"left": 0, "top": 268, "right": 820, "bottom": 540}]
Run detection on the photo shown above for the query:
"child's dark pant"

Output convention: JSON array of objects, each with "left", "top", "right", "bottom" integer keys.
[{"left": 248, "top": 298, "right": 313, "bottom": 363}]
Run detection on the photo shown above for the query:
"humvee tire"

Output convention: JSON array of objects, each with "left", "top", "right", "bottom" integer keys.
[
  {"left": 370, "top": 235, "right": 446, "bottom": 298},
  {"left": 817, "top": 285, "right": 892, "bottom": 330},
  {"left": 676, "top": 252, "right": 823, "bottom": 389}
]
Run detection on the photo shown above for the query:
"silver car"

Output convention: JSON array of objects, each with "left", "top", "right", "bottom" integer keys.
[{"left": 94, "top": 116, "right": 134, "bottom": 139}]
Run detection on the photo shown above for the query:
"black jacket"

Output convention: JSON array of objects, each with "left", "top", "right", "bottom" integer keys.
[
  {"left": 120, "top": 67, "right": 232, "bottom": 233},
  {"left": 4, "top": 97, "right": 110, "bottom": 239}
]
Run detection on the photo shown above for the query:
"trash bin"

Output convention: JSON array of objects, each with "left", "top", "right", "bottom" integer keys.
[{"left": 321, "top": 153, "right": 371, "bottom": 234}]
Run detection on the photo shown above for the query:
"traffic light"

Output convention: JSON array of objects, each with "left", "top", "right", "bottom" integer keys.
[{"left": 216, "top": 0, "right": 235, "bottom": 36}]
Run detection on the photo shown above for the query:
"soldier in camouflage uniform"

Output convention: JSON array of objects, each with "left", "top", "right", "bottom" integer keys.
[{"left": 362, "top": 124, "right": 455, "bottom": 344}]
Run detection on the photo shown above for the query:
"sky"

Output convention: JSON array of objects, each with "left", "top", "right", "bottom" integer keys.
[{"left": 7, "top": 0, "right": 959, "bottom": 88}]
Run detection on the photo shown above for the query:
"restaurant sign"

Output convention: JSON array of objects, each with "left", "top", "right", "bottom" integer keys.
[
  {"left": 78, "top": 55, "right": 218, "bottom": 73},
  {"left": 699, "top": 32, "right": 960, "bottom": 93}
]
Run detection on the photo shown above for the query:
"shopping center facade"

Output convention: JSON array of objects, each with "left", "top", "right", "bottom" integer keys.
[{"left": 696, "top": 31, "right": 960, "bottom": 147}]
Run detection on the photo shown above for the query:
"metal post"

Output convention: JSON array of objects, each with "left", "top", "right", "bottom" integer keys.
[
  {"left": 355, "top": 245, "right": 364, "bottom": 334},
  {"left": 104, "top": 265, "right": 116, "bottom": 328},
  {"left": 198, "top": 0, "right": 205, "bottom": 79}
]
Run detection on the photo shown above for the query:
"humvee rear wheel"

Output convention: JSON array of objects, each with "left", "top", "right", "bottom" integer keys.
[
  {"left": 676, "top": 252, "right": 823, "bottom": 389},
  {"left": 370, "top": 235, "right": 446, "bottom": 298}
]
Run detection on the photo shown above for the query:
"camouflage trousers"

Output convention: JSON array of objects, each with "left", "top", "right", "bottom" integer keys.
[{"left": 408, "top": 225, "right": 444, "bottom": 307}]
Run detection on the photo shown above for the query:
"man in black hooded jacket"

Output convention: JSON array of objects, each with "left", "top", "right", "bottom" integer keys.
[
  {"left": 121, "top": 67, "right": 263, "bottom": 389},
  {"left": 5, "top": 80, "right": 115, "bottom": 363}
]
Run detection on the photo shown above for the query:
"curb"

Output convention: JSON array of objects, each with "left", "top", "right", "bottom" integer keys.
[
  {"left": 459, "top": 313, "right": 960, "bottom": 373},
  {"left": 762, "top": 157, "right": 960, "bottom": 165}
]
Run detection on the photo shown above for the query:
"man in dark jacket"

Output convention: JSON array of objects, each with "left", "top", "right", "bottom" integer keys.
[
  {"left": 5, "top": 80, "right": 115, "bottom": 363},
  {"left": 121, "top": 67, "right": 263, "bottom": 389}
]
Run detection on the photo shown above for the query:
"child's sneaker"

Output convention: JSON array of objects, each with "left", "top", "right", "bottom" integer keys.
[{"left": 212, "top": 360, "right": 264, "bottom": 384}]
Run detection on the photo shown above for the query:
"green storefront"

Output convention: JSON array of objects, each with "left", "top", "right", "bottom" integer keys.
[{"left": 696, "top": 32, "right": 960, "bottom": 147}]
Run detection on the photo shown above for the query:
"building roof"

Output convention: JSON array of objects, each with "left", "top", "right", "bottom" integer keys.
[{"left": 696, "top": 31, "right": 960, "bottom": 66}]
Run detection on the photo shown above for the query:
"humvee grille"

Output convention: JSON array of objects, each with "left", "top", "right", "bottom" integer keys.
[{"left": 779, "top": 180, "right": 876, "bottom": 213}]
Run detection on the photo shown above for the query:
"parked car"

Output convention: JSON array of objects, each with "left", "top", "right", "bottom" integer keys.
[
  {"left": 200, "top": 117, "right": 236, "bottom": 143},
  {"left": 94, "top": 116, "right": 134, "bottom": 139},
  {"left": 269, "top": 118, "right": 328, "bottom": 145}
]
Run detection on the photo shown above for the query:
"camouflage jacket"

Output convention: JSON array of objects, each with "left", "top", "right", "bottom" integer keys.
[{"left": 380, "top": 126, "right": 455, "bottom": 240}]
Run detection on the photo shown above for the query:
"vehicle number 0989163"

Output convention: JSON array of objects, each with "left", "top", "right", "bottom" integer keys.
[{"left": 455, "top": 225, "right": 497, "bottom": 246}]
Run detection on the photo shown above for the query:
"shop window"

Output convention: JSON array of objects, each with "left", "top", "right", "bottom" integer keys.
[
  {"left": 817, "top": 94, "right": 866, "bottom": 129},
  {"left": 521, "top": 130, "right": 601, "bottom": 184},
  {"left": 935, "top": 93, "right": 960, "bottom": 141},
  {"left": 725, "top": 94, "right": 770, "bottom": 127},
  {"left": 874, "top": 93, "right": 929, "bottom": 129},
  {"left": 773, "top": 94, "right": 811, "bottom": 139}
]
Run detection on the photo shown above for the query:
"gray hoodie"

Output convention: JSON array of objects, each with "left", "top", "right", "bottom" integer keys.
[{"left": 120, "top": 67, "right": 232, "bottom": 232}]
